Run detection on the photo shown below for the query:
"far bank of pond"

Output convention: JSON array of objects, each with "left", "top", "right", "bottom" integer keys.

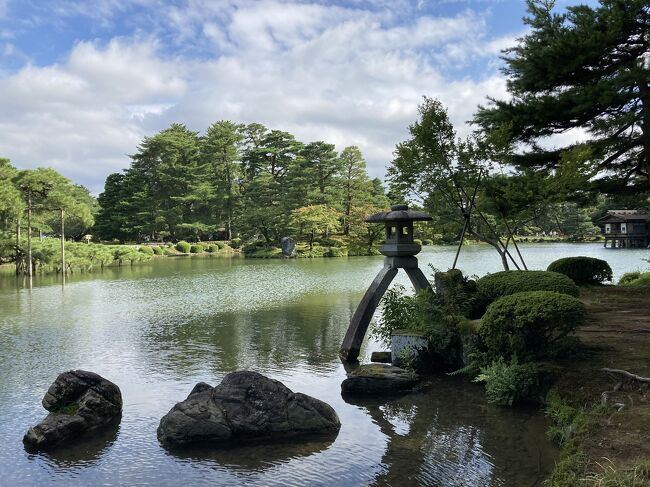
[{"left": 0, "top": 243, "right": 648, "bottom": 486}]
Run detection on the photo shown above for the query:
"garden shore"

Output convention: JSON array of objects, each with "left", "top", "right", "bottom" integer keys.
[{"left": 546, "top": 285, "right": 650, "bottom": 485}]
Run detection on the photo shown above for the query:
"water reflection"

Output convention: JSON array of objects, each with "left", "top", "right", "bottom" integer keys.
[
  {"left": 344, "top": 379, "right": 555, "bottom": 487},
  {"left": 27, "top": 418, "right": 120, "bottom": 469},
  {"left": 165, "top": 434, "right": 338, "bottom": 472}
]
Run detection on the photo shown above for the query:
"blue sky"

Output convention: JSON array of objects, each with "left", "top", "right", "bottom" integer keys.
[{"left": 0, "top": 0, "right": 596, "bottom": 193}]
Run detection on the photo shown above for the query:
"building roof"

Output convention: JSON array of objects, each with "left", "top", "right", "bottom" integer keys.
[
  {"left": 597, "top": 211, "right": 649, "bottom": 223},
  {"left": 365, "top": 204, "right": 432, "bottom": 223}
]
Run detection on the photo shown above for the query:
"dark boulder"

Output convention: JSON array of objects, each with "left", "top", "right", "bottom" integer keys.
[
  {"left": 24, "top": 370, "right": 122, "bottom": 450},
  {"left": 157, "top": 371, "right": 340, "bottom": 446},
  {"left": 341, "top": 364, "right": 418, "bottom": 395}
]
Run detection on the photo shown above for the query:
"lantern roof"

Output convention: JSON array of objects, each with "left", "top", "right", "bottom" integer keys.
[{"left": 365, "top": 204, "right": 433, "bottom": 223}]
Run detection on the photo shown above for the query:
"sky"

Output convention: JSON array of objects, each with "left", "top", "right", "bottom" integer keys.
[{"left": 0, "top": 0, "right": 596, "bottom": 194}]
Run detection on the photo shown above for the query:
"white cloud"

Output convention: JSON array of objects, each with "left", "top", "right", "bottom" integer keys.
[{"left": 0, "top": 1, "right": 512, "bottom": 193}]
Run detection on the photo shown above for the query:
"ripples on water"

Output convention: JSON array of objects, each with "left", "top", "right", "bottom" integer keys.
[{"left": 1, "top": 244, "right": 645, "bottom": 486}]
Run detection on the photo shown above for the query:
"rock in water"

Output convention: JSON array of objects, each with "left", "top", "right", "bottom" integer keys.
[
  {"left": 157, "top": 371, "right": 340, "bottom": 446},
  {"left": 23, "top": 370, "right": 122, "bottom": 450},
  {"left": 341, "top": 364, "right": 418, "bottom": 395}
]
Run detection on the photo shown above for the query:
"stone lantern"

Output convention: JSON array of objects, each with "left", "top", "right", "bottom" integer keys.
[{"left": 340, "top": 204, "right": 434, "bottom": 362}]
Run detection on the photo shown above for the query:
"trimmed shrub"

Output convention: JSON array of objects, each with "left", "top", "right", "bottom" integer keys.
[
  {"left": 175, "top": 240, "right": 191, "bottom": 253},
  {"left": 215, "top": 241, "right": 226, "bottom": 250},
  {"left": 324, "top": 247, "right": 346, "bottom": 257},
  {"left": 229, "top": 238, "right": 242, "bottom": 249},
  {"left": 205, "top": 244, "right": 219, "bottom": 253},
  {"left": 421, "top": 239, "right": 433, "bottom": 245},
  {"left": 479, "top": 291, "right": 586, "bottom": 361},
  {"left": 413, "top": 238, "right": 423, "bottom": 246},
  {"left": 433, "top": 268, "right": 478, "bottom": 317},
  {"left": 547, "top": 256, "right": 613, "bottom": 285},
  {"left": 619, "top": 271, "right": 650, "bottom": 287},
  {"left": 190, "top": 244, "right": 205, "bottom": 253},
  {"left": 151, "top": 245, "right": 163, "bottom": 255},
  {"left": 138, "top": 246, "right": 154, "bottom": 255},
  {"left": 476, "top": 270, "right": 579, "bottom": 309},
  {"left": 475, "top": 359, "right": 539, "bottom": 406}
]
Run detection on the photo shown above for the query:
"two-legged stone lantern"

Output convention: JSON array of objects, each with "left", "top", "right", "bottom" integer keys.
[{"left": 340, "top": 204, "right": 433, "bottom": 362}]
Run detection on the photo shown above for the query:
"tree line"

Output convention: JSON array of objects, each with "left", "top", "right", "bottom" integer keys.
[{"left": 94, "top": 122, "right": 388, "bottom": 247}]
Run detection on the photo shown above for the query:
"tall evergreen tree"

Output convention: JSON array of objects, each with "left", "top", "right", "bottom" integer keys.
[
  {"left": 474, "top": 0, "right": 650, "bottom": 195},
  {"left": 201, "top": 121, "right": 244, "bottom": 240}
]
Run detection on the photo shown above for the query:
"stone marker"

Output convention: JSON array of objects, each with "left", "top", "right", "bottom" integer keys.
[
  {"left": 23, "top": 370, "right": 122, "bottom": 450},
  {"left": 341, "top": 363, "right": 418, "bottom": 395},
  {"left": 391, "top": 329, "right": 430, "bottom": 371},
  {"left": 370, "top": 351, "right": 392, "bottom": 363},
  {"left": 280, "top": 236, "right": 296, "bottom": 257},
  {"left": 157, "top": 371, "right": 340, "bottom": 446}
]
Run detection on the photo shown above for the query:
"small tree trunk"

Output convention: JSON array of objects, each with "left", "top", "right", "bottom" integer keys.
[
  {"left": 15, "top": 217, "right": 21, "bottom": 275},
  {"left": 309, "top": 231, "right": 314, "bottom": 251},
  {"left": 60, "top": 208, "right": 65, "bottom": 276},
  {"left": 27, "top": 191, "right": 33, "bottom": 279}
]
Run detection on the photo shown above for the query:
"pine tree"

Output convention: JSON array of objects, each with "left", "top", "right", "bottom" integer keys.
[{"left": 474, "top": 0, "right": 650, "bottom": 195}]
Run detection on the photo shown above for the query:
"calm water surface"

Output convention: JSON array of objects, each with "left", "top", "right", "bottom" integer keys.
[{"left": 0, "top": 243, "right": 647, "bottom": 486}]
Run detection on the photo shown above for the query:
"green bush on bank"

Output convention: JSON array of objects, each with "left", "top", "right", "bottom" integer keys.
[
  {"left": 619, "top": 271, "right": 650, "bottom": 287},
  {"left": 476, "top": 270, "right": 579, "bottom": 313},
  {"left": 151, "top": 245, "right": 163, "bottom": 255},
  {"left": 479, "top": 291, "right": 585, "bottom": 362},
  {"left": 175, "top": 240, "right": 191, "bottom": 253},
  {"left": 205, "top": 244, "right": 218, "bottom": 253},
  {"left": 229, "top": 238, "right": 242, "bottom": 249},
  {"left": 138, "top": 246, "right": 154, "bottom": 255},
  {"left": 547, "top": 256, "right": 613, "bottom": 285},
  {"left": 190, "top": 244, "right": 204, "bottom": 253},
  {"left": 474, "top": 358, "right": 539, "bottom": 406}
]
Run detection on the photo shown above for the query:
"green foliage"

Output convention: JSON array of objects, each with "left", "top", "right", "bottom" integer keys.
[
  {"left": 175, "top": 240, "right": 191, "bottom": 253},
  {"left": 474, "top": 358, "right": 539, "bottom": 406},
  {"left": 375, "top": 286, "right": 463, "bottom": 369},
  {"left": 421, "top": 239, "right": 433, "bottom": 245},
  {"left": 413, "top": 238, "right": 423, "bottom": 246},
  {"left": 138, "top": 246, "right": 154, "bottom": 255},
  {"left": 547, "top": 256, "right": 613, "bottom": 285},
  {"left": 479, "top": 291, "right": 585, "bottom": 362},
  {"left": 215, "top": 241, "right": 226, "bottom": 250},
  {"left": 205, "top": 244, "right": 218, "bottom": 253},
  {"left": 324, "top": 247, "right": 346, "bottom": 257},
  {"left": 619, "top": 272, "right": 650, "bottom": 287},
  {"left": 476, "top": 270, "right": 579, "bottom": 311},
  {"left": 474, "top": 0, "right": 650, "bottom": 195},
  {"left": 190, "top": 244, "right": 204, "bottom": 253},
  {"left": 290, "top": 204, "right": 341, "bottom": 251},
  {"left": 151, "top": 245, "right": 163, "bottom": 255},
  {"left": 229, "top": 238, "right": 242, "bottom": 249},
  {"left": 433, "top": 268, "right": 479, "bottom": 317}
]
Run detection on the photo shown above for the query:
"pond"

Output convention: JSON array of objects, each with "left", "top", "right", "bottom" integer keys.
[{"left": 0, "top": 243, "right": 647, "bottom": 486}]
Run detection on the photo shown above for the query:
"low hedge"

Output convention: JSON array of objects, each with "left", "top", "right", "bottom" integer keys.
[
  {"left": 619, "top": 271, "right": 650, "bottom": 287},
  {"left": 175, "top": 241, "right": 191, "bottom": 253},
  {"left": 205, "top": 244, "right": 219, "bottom": 253},
  {"left": 476, "top": 270, "right": 579, "bottom": 308},
  {"left": 190, "top": 244, "right": 205, "bottom": 253},
  {"left": 479, "top": 291, "right": 586, "bottom": 361},
  {"left": 138, "top": 246, "right": 154, "bottom": 255},
  {"left": 547, "top": 256, "right": 613, "bottom": 285},
  {"left": 151, "top": 245, "right": 163, "bottom": 255}
]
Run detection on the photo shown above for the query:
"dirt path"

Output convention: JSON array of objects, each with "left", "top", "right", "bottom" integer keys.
[{"left": 553, "top": 286, "right": 650, "bottom": 472}]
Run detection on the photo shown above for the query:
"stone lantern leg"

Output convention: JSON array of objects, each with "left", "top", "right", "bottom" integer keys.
[{"left": 339, "top": 204, "right": 433, "bottom": 363}]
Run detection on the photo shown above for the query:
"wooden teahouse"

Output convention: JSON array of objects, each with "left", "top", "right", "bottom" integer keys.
[{"left": 597, "top": 210, "right": 649, "bottom": 248}]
